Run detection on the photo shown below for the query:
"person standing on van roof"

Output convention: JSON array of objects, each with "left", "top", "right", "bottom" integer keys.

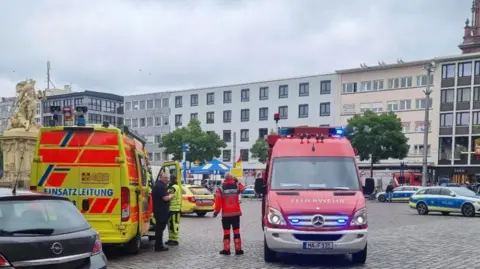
[
  {"left": 152, "top": 172, "right": 174, "bottom": 252},
  {"left": 213, "top": 172, "right": 245, "bottom": 255},
  {"left": 166, "top": 174, "right": 181, "bottom": 246}
]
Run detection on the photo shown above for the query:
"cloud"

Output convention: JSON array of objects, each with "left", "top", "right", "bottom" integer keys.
[{"left": 0, "top": 0, "right": 472, "bottom": 97}]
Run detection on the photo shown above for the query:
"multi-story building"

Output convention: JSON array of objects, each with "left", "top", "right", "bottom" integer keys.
[
  {"left": 35, "top": 85, "right": 73, "bottom": 124},
  {"left": 41, "top": 90, "right": 124, "bottom": 128},
  {"left": 169, "top": 74, "right": 339, "bottom": 169},
  {"left": 337, "top": 60, "right": 435, "bottom": 170},
  {"left": 123, "top": 93, "right": 171, "bottom": 167},
  {"left": 0, "top": 97, "right": 15, "bottom": 134}
]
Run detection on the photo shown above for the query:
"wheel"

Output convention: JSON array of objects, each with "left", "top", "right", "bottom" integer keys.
[
  {"left": 264, "top": 236, "right": 277, "bottom": 262},
  {"left": 462, "top": 203, "right": 476, "bottom": 217},
  {"left": 351, "top": 244, "right": 367, "bottom": 264},
  {"left": 441, "top": 212, "right": 450, "bottom": 216},
  {"left": 125, "top": 234, "right": 141, "bottom": 254},
  {"left": 196, "top": 212, "right": 207, "bottom": 217},
  {"left": 416, "top": 202, "right": 429, "bottom": 215},
  {"left": 378, "top": 195, "right": 386, "bottom": 203}
]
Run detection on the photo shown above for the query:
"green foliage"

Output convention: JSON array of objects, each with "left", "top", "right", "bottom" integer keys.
[
  {"left": 159, "top": 119, "right": 227, "bottom": 162},
  {"left": 250, "top": 137, "right": 268, "bottom": 164},
  {"left": 345, "top": 110, "right": 409, "bottom": 164}
]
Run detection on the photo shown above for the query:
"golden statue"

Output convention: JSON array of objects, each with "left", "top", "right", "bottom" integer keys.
[{"left": 6, "top": 79, "right": 46, "bottom": 131}]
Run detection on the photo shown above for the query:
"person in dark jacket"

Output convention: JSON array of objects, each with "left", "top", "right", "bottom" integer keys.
[
  {"left": 385, "top": 181, "right": 394, "bottom": 203},
  {"left": 152, "top": 171, "right": 174, "bottom": 251}
]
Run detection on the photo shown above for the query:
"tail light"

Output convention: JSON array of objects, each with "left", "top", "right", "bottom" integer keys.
[
  {"left": 91, "top": 233, "right": 103, "bottom": 255},
  {"left": 121, "top": 187, "right": 130, "bottom": 222},
  {"left": 187, "top": 197, "right": 196, "bottom": 203},
  {"left": 0, "top": 254, "right": 10, "bottom": 267}
]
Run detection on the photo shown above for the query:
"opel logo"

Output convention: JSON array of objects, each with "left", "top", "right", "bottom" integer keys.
[
  {"left": 311, "top": 215, "right": 325, "bottom": 227},
  {"left": 51, "top": 242, "right": 63, "bottom": 255}
]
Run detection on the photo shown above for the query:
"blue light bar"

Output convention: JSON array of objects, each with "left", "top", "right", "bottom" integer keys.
[
  {"left": 329, "top": 127, "right": 345, "bottom": 136},
  {"left": 278, "top": 127, "right": 293, "bottom": 136}
]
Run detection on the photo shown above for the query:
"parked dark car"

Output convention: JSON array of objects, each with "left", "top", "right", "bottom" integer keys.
[{"left": 0, "top": 188, "right": 107, "bottom": 268}]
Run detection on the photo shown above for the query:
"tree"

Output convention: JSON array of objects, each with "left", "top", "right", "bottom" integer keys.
[
  {"left": 250, "top": 137, "right": 268, "bottom": 164},
  {"left": 345, "top": 110, "right": 409, "bottom": 177},
  {"left": 159, "top": 119, "right": 227, "bottom": 164}
]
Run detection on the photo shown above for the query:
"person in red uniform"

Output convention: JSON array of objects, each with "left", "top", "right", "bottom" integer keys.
[{"left": 213, "top": 172, "right": 246, "bottom": 255}]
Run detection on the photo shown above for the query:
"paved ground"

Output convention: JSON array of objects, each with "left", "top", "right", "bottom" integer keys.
[{"left": 106, "top": 199, "right": 480, "bottom": 269}]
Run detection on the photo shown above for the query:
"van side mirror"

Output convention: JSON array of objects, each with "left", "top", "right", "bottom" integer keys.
[
  {"left": 254, "top": 178, "right": 266, "bottom": 194},
  {"left": 450, "top": 193, "right": 456, "bottom": 197}
]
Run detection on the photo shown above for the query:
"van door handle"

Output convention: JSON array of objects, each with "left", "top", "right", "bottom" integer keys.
[{"left": 82, "top": 199, "right": 90, "bottom": 211}]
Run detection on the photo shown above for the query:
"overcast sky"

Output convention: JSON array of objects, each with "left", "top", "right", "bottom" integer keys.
[{"left": 0, "top": 0, "right": 472, "bottom": 97}]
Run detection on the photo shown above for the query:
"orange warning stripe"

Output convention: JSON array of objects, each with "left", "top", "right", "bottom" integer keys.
[{"left": 82, "top": 198, "right": 120, "bottom": 214}]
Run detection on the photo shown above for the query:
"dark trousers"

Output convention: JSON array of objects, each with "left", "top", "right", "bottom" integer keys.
[
  {"left": 221, "top": 216, "right": 241, "bottom": 251},
  {"left": 154, "top": 215, "right": 168, "bottom": 249}
]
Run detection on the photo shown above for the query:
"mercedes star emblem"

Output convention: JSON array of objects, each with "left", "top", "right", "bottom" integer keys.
[
  {"left": 51, "top": 242, "right": 63, "bottom": 255},
  {"left": 311, "top": 215, "right": 325, "bottom": 227}
]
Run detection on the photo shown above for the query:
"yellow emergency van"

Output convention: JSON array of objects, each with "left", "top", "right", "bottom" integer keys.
[{"left": 30, "top": 123, "right": 163, "bottom": 254}]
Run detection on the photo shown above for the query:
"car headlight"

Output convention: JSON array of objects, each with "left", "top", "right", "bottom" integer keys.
[
  {"left": 267, "top": 207, "right": 286, "bottom": 225},
  {"left": 350, "top": 208, "right": 367, "bottom": 226}
]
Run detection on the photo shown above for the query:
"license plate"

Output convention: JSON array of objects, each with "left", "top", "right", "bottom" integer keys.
[{"left": 303, "top": 242, "right": 334, "bottom": 249}]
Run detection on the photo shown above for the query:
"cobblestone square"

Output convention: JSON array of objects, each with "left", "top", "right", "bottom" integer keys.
[{"left": 106, "top": 200, "right": 479, "bottom": 269}]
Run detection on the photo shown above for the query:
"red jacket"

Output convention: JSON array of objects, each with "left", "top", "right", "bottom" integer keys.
[{"left": 214, "top": 179, "right": 245, "bottom": 217}]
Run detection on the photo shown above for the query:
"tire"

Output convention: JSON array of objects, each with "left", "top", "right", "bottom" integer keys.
[
  {"left": 351, "top": 244, "right": 367, "bottom": 264},
  {"left": 416, "top": 202, "right": 429, "bottom": 215},
  {"left": 441, "top": 212, "right": 450, "bottom": 216},
  {"left": 264, "top": 236, "right": 277, "bottom": 262},
  {"left": 462, "top": 203, "right": 476, "bottom": 217},
  {"left": 125, "top": 234, "right": 141, "bottom": 255},
  {"left": 378, "top": 195, "right": 386, "bottom": 203},
  {"left": 196, "top": 212, "right": 207, "bottom": 217}
]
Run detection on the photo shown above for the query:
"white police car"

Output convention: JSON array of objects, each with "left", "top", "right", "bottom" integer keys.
[
  {"left": 377, "top": 186, "right": 423, "bottom": 202},
  {"left": 409, "top": 186, "right": 480, "bottom": 217}
]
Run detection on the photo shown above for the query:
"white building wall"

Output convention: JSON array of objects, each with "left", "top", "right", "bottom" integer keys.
[
  {"left": 169, "top": 74, "right": 340, "bottom": 169},
  {"left": 337, "top": 60, "right": 436, "bottom": 167}
]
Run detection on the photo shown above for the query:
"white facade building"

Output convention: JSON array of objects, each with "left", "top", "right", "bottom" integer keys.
[{"left": 169, "top": 74, "right": 340, "bottom": 169}]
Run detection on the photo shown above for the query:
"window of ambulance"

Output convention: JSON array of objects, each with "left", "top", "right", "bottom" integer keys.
[
  {"left": 188, "top": 186, "right": 212, "bottom": 195},
  {"left": 0, "top": 199, "right": 90, "bottom": 236},
  {"left": 270, "top": 157, "right": 361, "bottom": 191}
]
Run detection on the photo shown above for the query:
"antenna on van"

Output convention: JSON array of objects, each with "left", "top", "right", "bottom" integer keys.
[{"left": 12, "top": 152, "right": 25, "bottom": 195}]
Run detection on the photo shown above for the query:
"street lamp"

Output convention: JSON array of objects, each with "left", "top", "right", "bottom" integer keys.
[
  {"left": 181, "top": 143, "right": 189, "bottom": 184},
  {"left": 421, "top": 61, "right": 436, "bottom": 186}
]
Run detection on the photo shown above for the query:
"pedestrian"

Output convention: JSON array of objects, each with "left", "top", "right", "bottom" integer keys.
[
  {"left": 386, "top": 181, "right": 394, "bottom": 203},
  {"left": 213, "top": 173, "right": 245, "bottom": 255},
  {"left": 166, "top": 174, "right": 181, "bottom": 246},
  {"left": 152, "top": 171, "right": 174, "bottom": 251}
]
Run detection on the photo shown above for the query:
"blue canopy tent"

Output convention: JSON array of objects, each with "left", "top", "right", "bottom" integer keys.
[{"left": 190, "top": 158, "right": 231, "bottom": 175}]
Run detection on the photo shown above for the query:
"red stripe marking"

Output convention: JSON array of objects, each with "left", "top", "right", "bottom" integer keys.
[
  {"left": 90, "top": 198, "right": 111, "bottom": 213},
  {"left": 67, "top": 132, "right": 92, "bottom": 147},
  {"left": 88, "top": 133, "right": 118, "bottom": 146},
  {"left": 78, "top": 149, "right": 119, "bottom": 163},
  {"left": 127, "top": 164, "right": 137, "bottom": 179},
  {"left": 82, "top": 198, "right": 95, "bottom": 213},
  {"left": 39, "top": 149, "right": 79, "bottom": 163},
  {"left": 105, "top": 198, "right": 119, "bottom": 214},
  {"left": 45, "top": 173, "right": 68, "bottom": 187},
  {"left": 39, "top": 131, "right": 66, "bottom": 145},
  {"left": 55, "top": 163, "right": 120, "bottom": 167}
]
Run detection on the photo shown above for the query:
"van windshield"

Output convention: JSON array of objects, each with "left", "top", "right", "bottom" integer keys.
[{"left": 270, "top": 157, "right": 360, "bottom": 191}]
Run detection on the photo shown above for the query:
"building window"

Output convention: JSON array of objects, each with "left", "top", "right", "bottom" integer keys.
[
  {"left": 359, "top": 81, "right": 372, "bottom": 92},
  {"left": 155, "top": 117, "right": 161, "bottom": 126},
  {"left": 241, "top": 109, "right": 250, "bottom": 122},
  {"left": 125, "top": 102, "right": 131, "bottom": 111},
  {"left": 457, "top": 88, "right": 471, "bottom": 102},
  {"left": 241, "top": 89, "right": 250, "bottom": 102},
  {"left": 259, "top": 107, "right": 268, "bottom": 121},
  {"left": 456, "top": 112, "right": 470, "bottom": 126},
  {"left": 125, "top": 119, "right": 131, "bottom": 127},
  {"left": 155, "top": 99, "right": 162, "bottom": 109},
  {"left": 342, "top": 83, "right": 357, "bottom": 93},
  {"left": 440, "top": 89, "right": 454, "bottom": 103},
  {"left": 399, "top": 100, "right": 411, "bottom": 110},
  {"left": 475, "top": 61, "right": 480, "bottom": 76},
  {"left": 190, "top": 113, "right": 198, "bottom": 121},
  {"left": 147, "top": 117, "right": 153, "bottom": 127},
  {"left": 132, "top": 118, "right": 138, "bottom": 128},
  {"left": 258, "top": 128, "right": 268, "bottom": 139},
  {"left": 240, "top": 129, "right": 249, "bottom": 142},
  {"left": 191, "top": 94, "right": 198, "bottom": 106},
  {"left": 63, "top": 99, "right": 72, "bottom": 107},
  {"left": 415, "top": 98, "right": 432, "bottom": 109},
  {"left": 259, "top": 87, "right": 269, "bottom": 100},
  {"left": 414, "top": 121, "right": 431, "bottom": 132},
  {"left": 458, "top": 62, "right": 472, "bottom": 77},
  {"left": 320, "top": 80, "right": 331, "bottom": 94},
  {"left": 388, "top": 77, "right": 412, "bottom": 89},
  {"left": 473, "top": 111, "right": 480, "bottom": 125},
  {"left": 139, "top": 100, "right": 145, "bottom": 110},
  {"left": 387, "top": 101, "right": 398, "bottom": 111},
  {"left": 175, "top": 114, "right": 182, "bottom": 126},
  {"left": 223, "top": 110, "right": 232, "bottom": 123},
  {"left": 474, "top": 87, "right": 480, "bottom": 101},
  {"left": 223, "top": 130, "right": 231, "bottom": 142},
  {"left": 298, "top": 104, "right": 308, "bottom": 118},
  {"left": 162, "top": 98, "right": 169, "bottom": 108},
  {"left": 222, "top": 150, "right": 231, "bottom": 162},
  {"left": 360, "top": 103, "right": 371, "bottom": 113},
  {"left": 279, "top": 85, "right": 288, "bottom": 98},
  {"left": 402, "top": 122, "right": 410, "bottom": 133},
  {"left": 154, "top": 153, "right": 161, "bottom": 162},
  {"left": 162, "top": 116, "right": 169, "bottom": 126},
  {"left": 442, "top": 64, "right": 455, "bottom": 79},
  {"left": 320, "top": 102, "right": 330, "bottom": 116},
  {"left": 278, "top": 106, "right": 288, "bottom": 119},
  {"left": 412, "top": 145, "right": 431, "bottom": 156},
  {"left": 147, "top": 100, "right": 154, "bottom": 109},
  {"left": 139, "top": 118, "right": 146, "bottom": 127},
  {"left": 206, "top": 92, "right": 215, "bottom": 105},
  {"left": 416, "top": 75, "right": 433, "bottom": 86},
  {"left": 440, "top": 113, "right": 453, "bottom": 127},
  {"left": 155, "top": 135, "right": 162, "bottom": 144},
  {"left": 299, "top": 83, "right": 309, "bottom": 96},
  {"left": 240, "top": 149, "right": 249, "bottom": 162},
  {"left": 175, "top": 96, "right": 182, "bottom": 108},
  {"left": 206, "top": 112, "right": 214, "bottom": 124},
  {"left": 373, "top": 80, "right": 384, "bottom": 90},
  {"left": 223, "top": 91, "right": 232, "bottom": 103}
]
